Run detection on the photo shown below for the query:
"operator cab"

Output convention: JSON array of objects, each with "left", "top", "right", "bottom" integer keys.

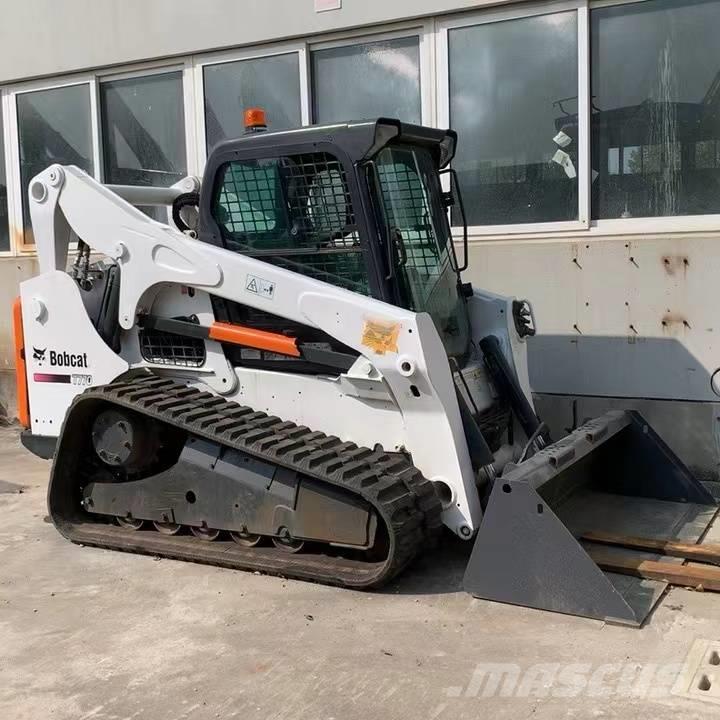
[{"left": 194, "top": 115, "right": 471, "bottom": 370}]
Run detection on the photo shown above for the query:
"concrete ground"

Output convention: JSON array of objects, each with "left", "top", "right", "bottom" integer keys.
[{"left": 2, "top": 426, "right": 720, "bottom": 720}]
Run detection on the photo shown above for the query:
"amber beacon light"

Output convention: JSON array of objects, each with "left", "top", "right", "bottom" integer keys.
[{"left": 244, "top": 107, "right": 267, "bottom": 131}]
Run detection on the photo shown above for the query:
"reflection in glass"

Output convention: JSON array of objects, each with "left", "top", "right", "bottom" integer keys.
[
  {"left": 375, "top": 145, "right": 469, "bottom": 359},
  {"left": 204, "top": 54, "right": 301, "bottom": 152},
  {"left": 312, "top": 37, "right": 421, "bottom": 125},
  {"left": 448, "top": 13, "right": 579, "bottom": 226},
  {"left": 592, "top": 0, "right": 720, "bottom": 219},
  {"left": 17, "top": 84, "right": 93, "bottom": 243},
  {"left": 101, "top": 72, "right": 186, "bottom": 188}
]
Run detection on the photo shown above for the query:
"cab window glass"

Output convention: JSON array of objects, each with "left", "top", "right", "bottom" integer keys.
[{"left": 213, "top": 153, "right": 369, "bottom": 293}]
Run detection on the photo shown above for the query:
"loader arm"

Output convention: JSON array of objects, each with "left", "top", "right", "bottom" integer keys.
[{"left": 25, "top": 164, "right": 481, "bottom": 535}]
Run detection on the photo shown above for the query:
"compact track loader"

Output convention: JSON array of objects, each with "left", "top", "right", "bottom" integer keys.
[{"left": 13, "top": 114, "right": 718, "bottom": 624}]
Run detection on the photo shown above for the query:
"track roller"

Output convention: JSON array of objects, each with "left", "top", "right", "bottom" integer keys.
[
  {"left": 230, "top": 531, "right": 262, "bottom": 547},
  {"left": 116, "top": 516, "right": 143, "bottom": 530},
  {"left": 272, "top": 530, "right": 305, "bottom": 553},
  {"left": 190, "top": 525, "right": 220, "bottom": 541},
  {"left": 153, "top": 521, "right": 182, "bottom": 535}
]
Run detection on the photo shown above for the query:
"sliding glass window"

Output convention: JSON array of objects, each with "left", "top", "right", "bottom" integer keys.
[
  {"left": 17, "top": 84, "right": 93, "bottom": 243},
  {"left": 447, "top": 12, "right": 580, "bottom": 227},
  {"left": 591, "top": 0, "right": 720, "bottom": 219},
  {"left": 203, "top": 54, "right": 302, "bottom": 152},
  {"left": 312, "top": 37, "right": 421, "bottom": 125},
  {"left": 100, "top": 71, "right": 187, "bottom": 189}
]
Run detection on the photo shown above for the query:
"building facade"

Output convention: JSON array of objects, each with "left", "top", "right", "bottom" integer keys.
[{"left": 1, "top": 0, "right": 720, "bottom": 478}]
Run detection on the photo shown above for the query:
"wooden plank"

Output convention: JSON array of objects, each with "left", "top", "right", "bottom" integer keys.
[
  {"left": 586, "top": 546, "right": 720, "bottom": 592},
  {"left": 582, "top": 530, "right": 720, "bottom": 565}
]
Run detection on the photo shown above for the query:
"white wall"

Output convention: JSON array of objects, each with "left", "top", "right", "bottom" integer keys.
[
  {"left": 0, "top": 256, "right": 39, "bottom": 370},
  {"left": 0, "top": 0, "right": 516, "bottom": 83},
  {"left": 463, "top": 234, "right": 720, "bottom": 480},
  {"left": 464, "top": 233, "right": 720, "bottom": 402}
]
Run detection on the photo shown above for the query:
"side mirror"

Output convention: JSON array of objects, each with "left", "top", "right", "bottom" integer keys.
[{"left": 512, "top": 300, "right": 537, "bottom": 339}]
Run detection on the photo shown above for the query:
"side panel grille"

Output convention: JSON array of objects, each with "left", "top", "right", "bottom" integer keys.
[{"left": 139, "top": 328, "right": 206, "bottom": 368}]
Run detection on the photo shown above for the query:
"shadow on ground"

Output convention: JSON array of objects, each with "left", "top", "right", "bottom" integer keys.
[
  {"left": 381, "top": 531, "right": 472, "bottom": 596},
  {"left": 0, "top": 479, "right": 25, "bottom": 494}
]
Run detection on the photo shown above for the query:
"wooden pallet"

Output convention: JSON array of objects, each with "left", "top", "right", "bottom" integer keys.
[{"left": 582, "top": 531, "right": 720, "bottom": 592}]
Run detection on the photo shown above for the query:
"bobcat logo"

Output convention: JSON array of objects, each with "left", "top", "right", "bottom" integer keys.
[{"left": 33, "top": 347, "right": 46, "bottom": 364}]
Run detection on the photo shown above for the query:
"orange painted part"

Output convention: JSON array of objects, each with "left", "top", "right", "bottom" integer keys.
[
  {"left": 243, "top": 107, "right": 267, "bottom": 129},
  {"left": 12, "top": 297, "right": 30, "bottom": 428},
  {"left": 209, "top": 322, "right": 300, "bottom": 357}
]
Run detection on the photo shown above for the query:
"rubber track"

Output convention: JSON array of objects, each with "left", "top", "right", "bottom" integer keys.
[{"left": 50, "top": 375, "right": 443, "bottom": 589}]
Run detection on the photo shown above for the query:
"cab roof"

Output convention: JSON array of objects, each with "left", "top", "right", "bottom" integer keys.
[{"left": 208, "top": 117, "right": 457, "bottom": 169}]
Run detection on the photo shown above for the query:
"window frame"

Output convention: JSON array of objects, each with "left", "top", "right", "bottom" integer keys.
[
  {"left": 3, "top": 57, "right": 198, "bottom": 254},
  {"left": 96, "top": 60, "right": 196, "bottom": 187},
  {"left": 5, "top": 73, "right": 100, "bottom": 253},
  {"left": 434, "top": 0, "right": 720, "bottom": 241},
  {"left": 2, "top": 0, "right": 715, "bottom": 254},
  {"left": 586, "top": 0, "right": 720, "bottom": 234},
  {"left": 0, "top": 87, "right": 13, "bottom": 257},
  {"left": 193, "top": 41, "right": 309, "bottom": 169},
  {"left": 436, "top": 0, "right": 591, "bottom": 237},
  {"left": 308, "top": 22, "right": 434, "bottom": 127}
]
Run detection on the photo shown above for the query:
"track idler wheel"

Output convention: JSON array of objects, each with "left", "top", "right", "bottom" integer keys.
[{"left": 91, "top": 408, "right": 160, "bottom": 472}]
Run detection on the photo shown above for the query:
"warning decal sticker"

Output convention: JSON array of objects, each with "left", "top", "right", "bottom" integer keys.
[
  {"left": 245, "top": 274, "right": 275, "bottom": 300},
  {"left": 361, "top": 318, "right": 401, "bottom": 355}
]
